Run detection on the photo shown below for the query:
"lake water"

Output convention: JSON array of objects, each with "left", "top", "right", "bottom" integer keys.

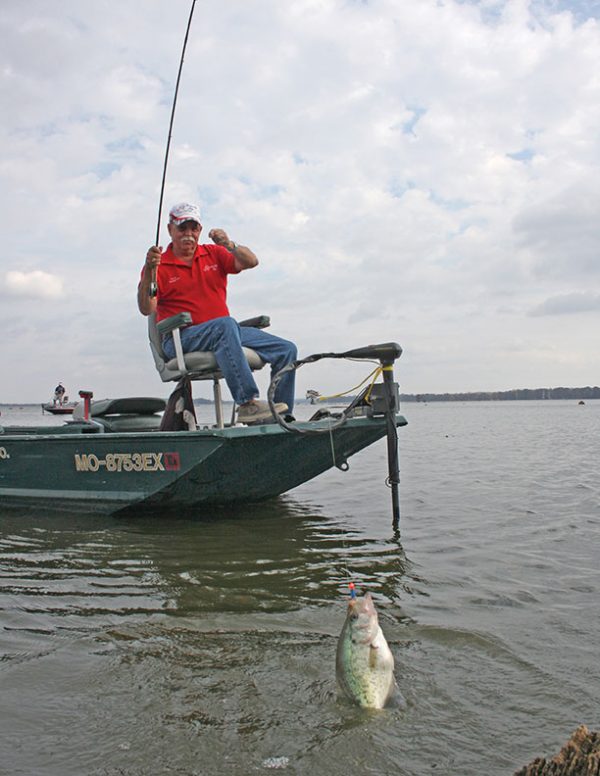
[{"left": 0, "top": 400, "right": 598, "bottom": 776}]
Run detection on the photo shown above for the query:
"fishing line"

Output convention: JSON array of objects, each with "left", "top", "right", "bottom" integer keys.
[
  {"left": 315, "top": 364, "right": 382, "bottom": 404},
  {"left": 150, "top": 0, "right": 198, "bottom": 298}
]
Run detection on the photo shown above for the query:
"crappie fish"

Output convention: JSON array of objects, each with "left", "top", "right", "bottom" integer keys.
[{"left": 336, "top": 591, "right": 396, "bottom": 709}]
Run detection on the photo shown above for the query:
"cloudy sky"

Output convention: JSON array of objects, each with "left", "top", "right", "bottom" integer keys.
[{"left": 1, "top": 0, "right": 599, "bottom": 404}]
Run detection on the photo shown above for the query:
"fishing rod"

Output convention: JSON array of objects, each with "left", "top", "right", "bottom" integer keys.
[{"left": 149, "top": 0, "right": 197, "bottom": 298}]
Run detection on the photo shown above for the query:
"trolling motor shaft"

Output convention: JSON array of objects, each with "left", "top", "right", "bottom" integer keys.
[{"left": 381, "top": 360, "right": 401, "bottom": 531}]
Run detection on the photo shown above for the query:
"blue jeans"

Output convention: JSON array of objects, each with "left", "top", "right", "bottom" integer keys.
[{"left": 162, "top": 316, "right": 297, "bottom": 412}]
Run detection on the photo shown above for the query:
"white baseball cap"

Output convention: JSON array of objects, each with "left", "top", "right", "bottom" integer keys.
[{"left": 169, "top": 202, "right": 202, "bottom": 225}]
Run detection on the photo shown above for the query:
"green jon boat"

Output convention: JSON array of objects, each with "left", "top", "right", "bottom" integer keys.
[{"left": 0, "top": 342, "right": 407, "bottom": 518}]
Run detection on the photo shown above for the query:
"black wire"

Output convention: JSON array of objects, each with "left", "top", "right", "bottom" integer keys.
[{"left": 267, "top": 353, "right": 359, "bottom": 435}]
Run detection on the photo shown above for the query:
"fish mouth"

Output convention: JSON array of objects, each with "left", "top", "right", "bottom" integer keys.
[{"left": 353, "top": 634, "right": 375, "bottom": 645}]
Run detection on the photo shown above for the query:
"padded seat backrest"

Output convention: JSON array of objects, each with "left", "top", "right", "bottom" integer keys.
[
  {"left": 95, "top": 414, "right": 163, "bottom": 432},
  {"left": 148, "top": 313, "right": 265, "bottom": 383}
]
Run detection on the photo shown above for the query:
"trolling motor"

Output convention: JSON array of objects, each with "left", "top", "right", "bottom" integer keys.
[{"left": 268, "top": 342, "right": 403, "bottom": 530}]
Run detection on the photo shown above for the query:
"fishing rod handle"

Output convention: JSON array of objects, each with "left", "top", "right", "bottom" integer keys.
[{"left": 149, "top": 266, "right": 158, "bottom": 298}]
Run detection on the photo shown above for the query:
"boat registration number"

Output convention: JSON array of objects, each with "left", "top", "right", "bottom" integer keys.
[{"left": 74, "top": 452, "right": 180, "bottom": 473}]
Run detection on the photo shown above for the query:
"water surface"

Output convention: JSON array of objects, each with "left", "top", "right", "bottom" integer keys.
[{"left": 1, "top": 400, "right": 598, "bottom": 775}]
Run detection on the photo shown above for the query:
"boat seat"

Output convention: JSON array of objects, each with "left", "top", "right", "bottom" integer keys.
[
  {"left": 93, "top": 414, "right": 164, "bottom": 432},
  {"left": 148, "top": 312, "right": 269, "bottom": 428},
  {"left": 72, "top": 397, "right": 166, "bottom": 432}
]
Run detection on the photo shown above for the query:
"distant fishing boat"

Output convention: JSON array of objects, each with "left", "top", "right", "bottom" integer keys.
[
  {"left": 42, "top": 383, "right": 78, "bottom": 415},
  {"left": 41, "top": 401, "right": 78, "bottom": 415}
]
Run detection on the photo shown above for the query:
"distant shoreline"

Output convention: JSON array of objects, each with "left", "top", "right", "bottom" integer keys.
[
  {"left": 2, "top": 387, "right": 599, "bottom": 408},
  {"left": 399, "top": 387, "right": 600, "bottom": 402}
]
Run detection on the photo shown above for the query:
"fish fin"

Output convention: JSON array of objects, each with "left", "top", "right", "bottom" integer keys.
[{"left": 369, "top": 645, "right": 378, "bottom": 669}]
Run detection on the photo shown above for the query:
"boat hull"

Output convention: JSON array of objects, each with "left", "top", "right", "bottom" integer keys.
[{"left": 0, "top": 415, "right": 407, "bottom": 515}]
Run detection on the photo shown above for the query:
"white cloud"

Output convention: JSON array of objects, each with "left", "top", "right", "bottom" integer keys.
[
  {"left": 529, "top": 292, "right": 600, "bottom": 316},
  {"left": 3, "top": 271, "right": 64, "bottom": 300},
  {"left": 0, "top": 0, "right": 599, "bottom": 401}
]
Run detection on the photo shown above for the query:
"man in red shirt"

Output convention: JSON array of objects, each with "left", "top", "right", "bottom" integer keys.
[{"left": 138, "top": 202, "right": 297, "bottom": 424}]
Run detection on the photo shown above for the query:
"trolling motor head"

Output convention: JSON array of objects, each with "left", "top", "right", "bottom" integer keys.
[{"left": 340, "top": 342, "right": 402, "bottom": 364}]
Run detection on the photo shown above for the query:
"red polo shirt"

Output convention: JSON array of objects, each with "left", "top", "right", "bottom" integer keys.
[{"left": 144, "top": 243, "right": 240, "bottom": 325}]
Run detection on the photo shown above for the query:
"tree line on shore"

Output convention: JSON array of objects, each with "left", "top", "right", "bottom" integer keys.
[{"left": 400, "top": 387, "right": 600, "bottom": 402}]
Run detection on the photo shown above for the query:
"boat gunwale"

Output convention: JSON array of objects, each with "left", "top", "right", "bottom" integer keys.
[{"left": 0, "top": 413, "right": 408, "bottom": 442}]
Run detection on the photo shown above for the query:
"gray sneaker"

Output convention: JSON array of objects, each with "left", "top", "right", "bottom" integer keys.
[{"left": 237, "top": 399, "right": 288, "bottom": 425}]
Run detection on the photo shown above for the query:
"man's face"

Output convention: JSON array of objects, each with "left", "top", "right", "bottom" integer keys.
[{"left": 168, "top": 219, "right": 202, "bottom": 256}]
